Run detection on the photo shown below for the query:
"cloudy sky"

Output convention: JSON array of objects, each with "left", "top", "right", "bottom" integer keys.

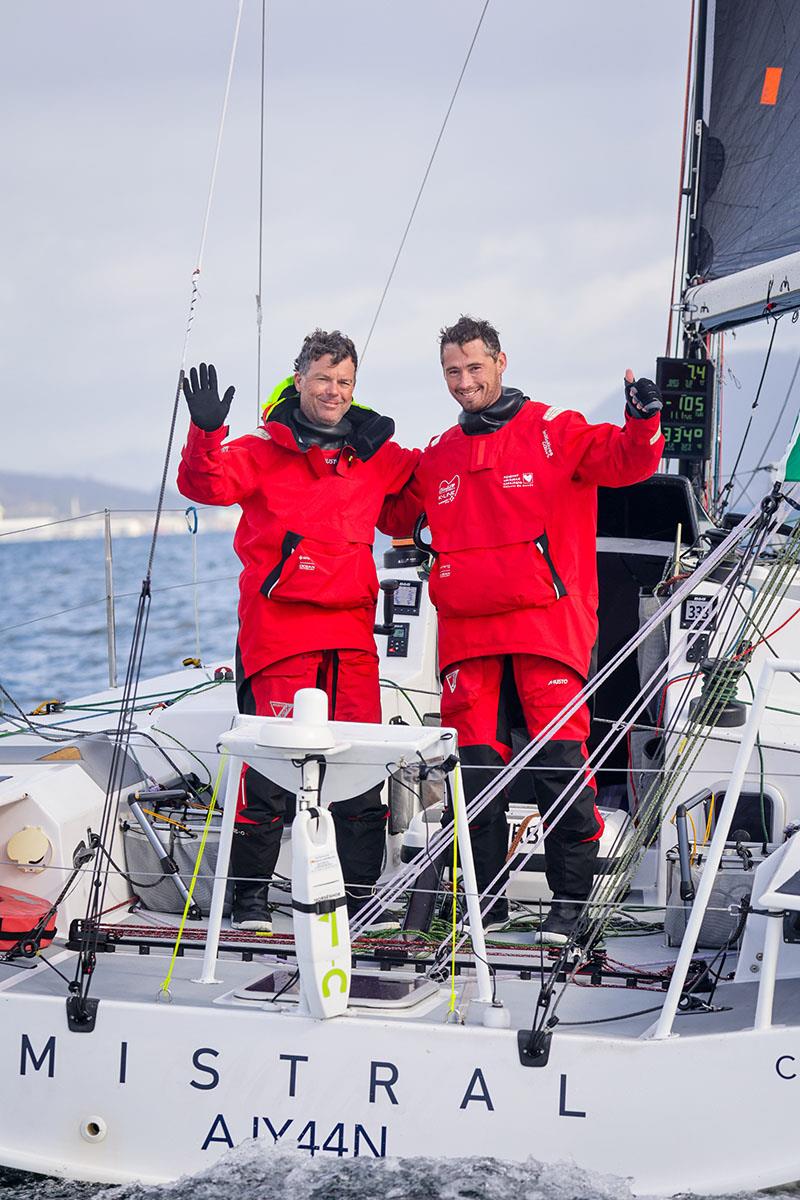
[{"left": 3, "top": 0, "right": 798, "bottom": 493}]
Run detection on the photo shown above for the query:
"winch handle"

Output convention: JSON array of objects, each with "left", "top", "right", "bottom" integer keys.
[{"left": 374, "top": 579, "right": 400, "bottom": 636}]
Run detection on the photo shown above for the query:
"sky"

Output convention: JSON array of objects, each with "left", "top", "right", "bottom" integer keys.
[{"left": 2, "top": 0, "right": 798, "bottom": 493}]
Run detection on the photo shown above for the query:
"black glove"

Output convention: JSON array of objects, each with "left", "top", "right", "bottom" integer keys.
[
  {"left": 624, "top": 376, "right": 662, "bottom": 420},
  {"left": 182, "top": 363, "right": 235, "bottom": 432}
]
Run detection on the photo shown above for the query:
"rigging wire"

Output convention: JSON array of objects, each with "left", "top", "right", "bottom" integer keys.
[
  {"left": 350, "top": 507, "right": 763, "bottom": 936},
  {"left": 421, "top": 495, "right": 789, "bottom": 988},
  {"left": 160, "top": 755, "right": 227, "bottom": 999},
  {"left": 70, "top": 2, "right": 247, "bottom": 1022},
  {"left": 716, "top": 316, "right": 781, "bottom": 518},
  {"left": 730, "top": 345, "right": 800, "bottom": 510},
  {"left": 255, "top": 0, "right": 269, "bottom": 422},
  {"left": 535, "top": 505, "right": 800, "bottom": 1033},
  {"left": 359, "top": 0, "right": 491, "bottom": 364},
  {"left": 0, "top": 511, "right": 108, "bottom": 539},
  {"left": 185, "top": 506, "right": 204, "bottom": 667}
]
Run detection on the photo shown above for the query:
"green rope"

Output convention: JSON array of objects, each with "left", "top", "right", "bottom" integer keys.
[{"left": 159, "top": 754, "right": 227, "bottom": 999}]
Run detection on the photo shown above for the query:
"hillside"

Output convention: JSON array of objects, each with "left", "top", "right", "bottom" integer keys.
[{"left": 0, "top": 471, "right": 182, "bottom": 519}]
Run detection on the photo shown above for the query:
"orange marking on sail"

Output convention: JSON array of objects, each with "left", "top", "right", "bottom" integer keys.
[{"left": 760, "top": 66, "right": 782, "bottom": 105}]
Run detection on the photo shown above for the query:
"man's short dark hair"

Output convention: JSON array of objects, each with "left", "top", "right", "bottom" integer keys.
[
  {"left": 439, "top": 316, "right": 502, "bottom": 361},
  {"left": 294, "top": 329, "right": 358, "bottom": 375}
]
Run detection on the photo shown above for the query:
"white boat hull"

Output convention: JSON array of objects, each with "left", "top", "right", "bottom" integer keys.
[{"left": 2, "top": 971, "right": 799, "bottom": 1194}]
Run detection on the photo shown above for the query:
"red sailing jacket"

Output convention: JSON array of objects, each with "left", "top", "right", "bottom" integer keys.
[
  {"left": 178, "top": 396, "right": 419, "bottom": 678},
  {"left": 381, "top": 396, "right": 664, "bottom": 676}
]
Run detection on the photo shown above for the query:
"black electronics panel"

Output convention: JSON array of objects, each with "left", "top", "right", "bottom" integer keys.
[
  {"left": 392, "top": 580, "right": 422, "bottom": 616},
  {"left": 680, "top": 593, "right": 718, "bottom": 630},
  {"left": 655, "top": 357, "right": 715, "bottom": 462},
  {"left": 386, "top": 623, "right": 410, "bottom": 657}
]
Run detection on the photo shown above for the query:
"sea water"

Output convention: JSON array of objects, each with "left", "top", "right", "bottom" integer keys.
[
  {"left": 0, "top": 1144, "right": 648, "bottom": 1200},
  {"left": 1, "top": 533, "right": 798, "bottom": 1198},
  {"left": 1, "top": 1141, "right": 799, "bottom": 1200},
  {"left": 0, "top": 530, "right": 241, "bottom": 713}
]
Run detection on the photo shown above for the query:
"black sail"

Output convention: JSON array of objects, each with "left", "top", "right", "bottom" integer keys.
[{"left": 696, "top": 0, "right": 800, "bottom": 280}]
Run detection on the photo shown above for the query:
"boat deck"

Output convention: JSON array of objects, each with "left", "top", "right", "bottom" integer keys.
[{"left": 3, "top": 915, "right": 797, "bottom": 1042}]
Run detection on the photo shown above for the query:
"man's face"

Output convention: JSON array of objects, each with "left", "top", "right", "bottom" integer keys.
[
  {"left": 441, "top": 339, "right": 507, "bottom": 412},
  {"left": 295, "top": 354, "right": 356, "bottom": 426}
]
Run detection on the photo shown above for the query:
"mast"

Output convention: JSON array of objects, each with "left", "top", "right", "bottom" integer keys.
[
  {"left": 666, "top": 0, "right": 713, "bottom": 503},
  {"left": 685, "top": 0, "right": 708, "bottom": 283},
  {"left": 677, "top": 0, "right": 800, "bottom": 507}
]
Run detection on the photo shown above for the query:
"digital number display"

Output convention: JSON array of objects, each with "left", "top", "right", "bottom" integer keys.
[
  {"left": 680, "top": 593, "right": 717, "bottom": 630},
  {"left": 656, "top": 357, "right": 714, "bottom": 462},
  {"left": 393, "top": 580, "right": 421, "bottom": 615}
]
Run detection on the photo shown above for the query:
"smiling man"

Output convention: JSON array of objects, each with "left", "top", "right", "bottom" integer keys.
[
  {"left": 178, "top": 329, "right": 418, "bottom": 931},
  {"left": 382, "top": 315, "right": 664, "bottom": 943}
]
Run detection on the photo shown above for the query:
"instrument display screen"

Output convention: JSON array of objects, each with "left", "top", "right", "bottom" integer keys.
[
  {"left": 393, "top": 580, "right": 422, "bottom": 615},
  {"left": 680, "top": 593, "right": 718, "bottom": 630},
  {"left": 656, "top": 357, "right": 715, "bottom": 462}
]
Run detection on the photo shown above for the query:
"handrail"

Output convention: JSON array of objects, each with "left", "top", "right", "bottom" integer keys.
[{"left": 649, "top": 657, "right": 800, "bottom": 1040}]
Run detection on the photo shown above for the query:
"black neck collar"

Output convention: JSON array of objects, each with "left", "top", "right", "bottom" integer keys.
[
  {"left": 459, "top": 387, "right": 527, "bottom": 435},
  {"left": 265, "top": 389, "right": 395, "bottom": 461},
  {"left": 291, "top": 407, "right": 353, "bottom": 450}
]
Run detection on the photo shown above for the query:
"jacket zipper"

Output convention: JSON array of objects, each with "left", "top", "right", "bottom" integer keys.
[
  {"left": 534, "top": 532, "right": 567, "bottom": 599},
  {"left": 261, "top": 531, "right": 303, "bottom": 598}
]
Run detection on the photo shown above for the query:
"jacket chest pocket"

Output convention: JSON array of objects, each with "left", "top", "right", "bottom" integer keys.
[
  {"left": 429, "top": 532, "right": 567, "bottom": 618},
  {"left": 261, "top": 533, "right": 378, "bottom": 610}
]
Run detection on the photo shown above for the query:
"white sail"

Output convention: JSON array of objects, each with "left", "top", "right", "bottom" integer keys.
[{"left": 684, "top": 248, "right": 800, "bottom": 332}]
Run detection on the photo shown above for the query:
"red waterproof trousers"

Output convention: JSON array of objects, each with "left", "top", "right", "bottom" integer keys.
[
  {"left": 440, "top": 653, "right": 604, "bottom": 903},
  {"left": 234, "top": 649, "right": 387, "bottom": 905}
]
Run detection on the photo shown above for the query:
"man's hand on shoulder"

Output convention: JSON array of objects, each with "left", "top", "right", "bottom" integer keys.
[
  {"left": 183, "top": 363, "right": 235, "bottom": 432},
  {"left": 623, "top": 368, "right": 662, "bottom": 420}
]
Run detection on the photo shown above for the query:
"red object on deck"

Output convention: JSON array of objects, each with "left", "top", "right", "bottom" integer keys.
[{"left": 0, "top": 885, "right": 56, "bottom": 951}]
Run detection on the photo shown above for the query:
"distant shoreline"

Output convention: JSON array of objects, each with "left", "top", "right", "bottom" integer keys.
[{"left": 0, "top": 508, "right": 240, "bottom": 543}]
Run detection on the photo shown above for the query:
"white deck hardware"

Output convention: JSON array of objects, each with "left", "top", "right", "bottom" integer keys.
[
  {"left": 197, "top": 692, "right": 495, "bottom": 1010},
  {"left": 652, "top": 659, "right": 800, "bottom": 1039}
]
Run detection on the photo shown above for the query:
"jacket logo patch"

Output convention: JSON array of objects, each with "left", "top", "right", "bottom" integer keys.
[
  {"left": 298, "top": 555, "right": 316, "bottom": 571},
  {"left": 547, "top": 678, "right": 569, "bottom": 687},
  {"left": 502, "top": 472, "right": 534, "bottom": 488},
  {"left": 543, "top": 406, "right": 563, "bottom": 422},
  {"left": 445, "top": 669, "right": 459, "bottom": 693},
  {"left": 542, "top": 430, "right": 553, "bottom": 458},
  {"left": 439, "top": 561, "right": 452, "bottom": 578},
  {"left": 438, "top": 475, "right": 460, "bottom": 505},
  {"left": 270, "top": 701, "right": 294, "bottom": 718}
]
